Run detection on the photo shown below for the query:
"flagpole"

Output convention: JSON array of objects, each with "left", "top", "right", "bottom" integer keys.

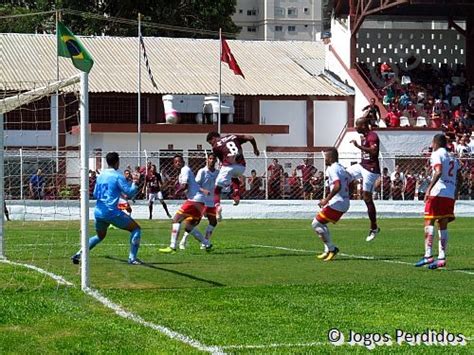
[
  {"left": 55, "top": 10, "right": 60, "bottom": 174},
  {"left": 137, "top": 13, "right": 142, "bottom": 166},
  {"left": 218, "top": 28, "right": 222, "bottom": 134}
]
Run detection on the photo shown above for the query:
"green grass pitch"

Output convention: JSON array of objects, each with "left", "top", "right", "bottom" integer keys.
[{"left": 1, "top": 218, "right": 473, "bottom": 353}]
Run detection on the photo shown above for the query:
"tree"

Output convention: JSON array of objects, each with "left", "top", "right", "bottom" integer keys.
[{"left": 0, "top": 0, "right": 239, "bottom": 38}]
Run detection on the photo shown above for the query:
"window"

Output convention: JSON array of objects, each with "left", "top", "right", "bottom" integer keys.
[
  {"left": 247, "top": 9, "right": 257, "bottom": 16},
  {"left": 275, "top": 25, "right": 283, "bottom": 32},
  {"left": 288, "top": 8, "right": 297, "bottom": 16},
  {"left": 247, "top": 26, "right": 257, "bottom": 32},
  {"left": 288, "top": 26, "right": 296, "bottom": 32},
  {"left": 304, "top": 8, "right": 309, "bottom": 14},
  {"left": 275, "top": 7, "right": 285, "bottom": 16},
  {"left": 239, "top": 9, "right": 243, "bottom": 14}
]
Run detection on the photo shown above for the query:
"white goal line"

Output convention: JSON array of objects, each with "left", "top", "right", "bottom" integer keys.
[
  {"left": 250, "top": 244, "right": 474, "bottom": 276},
  {"left": 0, "top": 257, "right": 224, "bottom": 354}
]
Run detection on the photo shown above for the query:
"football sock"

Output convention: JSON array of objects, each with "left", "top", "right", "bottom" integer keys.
[
  {"left": 190, "top": 228, "right": 209, "bottom": 246},
  {"left": 181, "top": 231, "right": 190, "bottom": 245},
  {"left": 148, "top": 204, "right": 153, "bottom": 218},
  {"left": 170, "top": 223, "right": 181, "bottom": 249},
  {"left": 88, "top": 235, "right": 102, "bottom": 250},
  {"left": 365, "top": 200, "right": 377, "bottom": 230},
  {"left": 312, "top": 219, "right": 335, "bottom": 252},
  {"left": 424, "top": 225, "right": 434, "bottom": 257},
  {"left": 205, "top": 225, "right": 215, "bottom": 240},
  {"left": 129, "top": 228, "right": 141, "bottom": 260},
  {"left": 438, "top": 229, "right": 448, "bottom": 259}
]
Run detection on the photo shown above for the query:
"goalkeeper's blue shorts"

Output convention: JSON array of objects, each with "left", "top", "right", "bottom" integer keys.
[{"left": 95, "top": 211, "right": 134, "bottom": 232}]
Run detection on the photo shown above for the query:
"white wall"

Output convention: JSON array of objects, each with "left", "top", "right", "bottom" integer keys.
[
  {"left": 313, "top": 100, "right": 347, "bottom": 146},
  {"left": 260, "top": 100, "right": 306, "bottom": 146},
  {"left": 4, "top": 94, "right": 58, "bottom": 148},
  {"left": 325, "top": 18, "right": 370, "bottom": 118},
  {"left": 337, "top": 129, "right": 442, "bottom": 171},
  {"left": 67, "top": 132, "right": 269, "bottom": 154},
  {"left": 357, "top": 28, "right": 465, "bottom": 67},
  {"left": 7, "top": 199, "right": 474, "bottom": 220}
]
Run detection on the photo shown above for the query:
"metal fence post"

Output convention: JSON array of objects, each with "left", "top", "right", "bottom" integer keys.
[
  {"left": 321, "top": 151, "right": 327, "bottom": 199},
  {"left": 264, "top": 150, "right": 268, "bottom": 200},
  {"left": 380, "top": 151, "right": 384, "bottom": 200},
  {"left": 19, "top": 148, "right": 23, "bottom": 200}
]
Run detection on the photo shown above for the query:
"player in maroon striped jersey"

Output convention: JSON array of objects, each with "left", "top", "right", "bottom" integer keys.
[
  {"left": 206, "top": 131, "right": 260, "bottom": 220},
  {"left": 347, "top": 118, "right": 381, "bottom": 241}
]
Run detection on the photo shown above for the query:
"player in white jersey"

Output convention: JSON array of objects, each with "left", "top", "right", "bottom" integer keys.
[
  {"left": 312, "top": 148, "right": 352, "bottom": 262},
  {"left": 159, "top": 155, "right": 212, "bottom": 253},
  {"left": 179, "top": 153, "right": 219, "bottom": 250},
  {"left": 415, "top": 134, "right": 462, "bottom": 270}
]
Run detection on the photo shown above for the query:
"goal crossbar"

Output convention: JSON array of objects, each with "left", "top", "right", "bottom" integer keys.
[{"left": 0, "top": 74, "right": 80, "bottom": 115}]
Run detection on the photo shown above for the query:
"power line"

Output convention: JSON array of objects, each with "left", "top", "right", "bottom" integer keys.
[
  {"left": 0, "top": 8, "right": 237, "bottom": 38},
  {"left": 0, "top": 9, "right": 57, "bottom": 20}
]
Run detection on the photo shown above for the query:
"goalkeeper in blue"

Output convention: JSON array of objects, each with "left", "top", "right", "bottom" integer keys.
[{"left": 71, "top": 152, "right": 143, "bottom": 265}]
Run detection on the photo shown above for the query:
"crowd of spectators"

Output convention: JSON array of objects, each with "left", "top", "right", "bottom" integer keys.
[{"left": 358, "top": 61, "right": 474, "bottom": 134}]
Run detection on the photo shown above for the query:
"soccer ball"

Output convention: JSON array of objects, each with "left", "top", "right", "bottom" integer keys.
[{"left": 165, "top": 112, "right": 179, "bottom": 124}]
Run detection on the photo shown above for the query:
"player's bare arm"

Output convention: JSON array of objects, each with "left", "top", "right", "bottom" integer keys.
[
  {"left": 241, "top": 134, "right": 260, "bottom": 156},
  {"left": 199, "top": 187, "right": 211, "bottom": 196},
  {"left": 175, "top": 182, "right": 188, "bottom": 195},
  {"left": 350, "top": 139, "right": 378, "bottom": 155},
  {"left": 319, "top": 180, "right": 341, "bottom": 208}
]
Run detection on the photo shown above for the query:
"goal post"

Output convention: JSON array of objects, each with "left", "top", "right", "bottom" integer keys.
[
  {"left": 0, "top": 73, "right": 89, "bottom": 289},
  {"left": 79, "top": 72, "right": 90, "bottom": 290}
]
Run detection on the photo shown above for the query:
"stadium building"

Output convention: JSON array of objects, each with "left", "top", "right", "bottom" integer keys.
[{"left": 2, "top": 34, "right": 354, "bottom": 155}]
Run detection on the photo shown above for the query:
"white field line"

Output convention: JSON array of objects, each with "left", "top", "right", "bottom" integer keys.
[
  {"left": 0, "top": 258, "right": 73, "bottom": 286},
  {"left": 11, "top": 243, "right": 167, "bottom": 247},
  {"left": 84, "top": 288, "right": 225, "bottom": 354},
  {"left": 220, "top": 342, "right": 324, "bottom": 349},
  {"left": 0, "top": 257, "right": 225, "bottom": 354},
  {"left": 250, "top": 244, "right": 474, "bottom": 276}
]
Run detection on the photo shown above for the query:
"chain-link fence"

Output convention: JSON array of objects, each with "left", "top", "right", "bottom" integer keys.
[{"left": 3, "top": 149, "right": 474, "bottom": 201}]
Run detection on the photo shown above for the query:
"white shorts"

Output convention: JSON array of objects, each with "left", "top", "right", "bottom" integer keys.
[
  {"left": 148, "top": 191, "right": 164, "bottom": 202},
  {"left": 346, "top": 164, "right": 380, "bottom": 193},
  {"left": 216, "top": 164, "right": 246, "bottom": 188}
]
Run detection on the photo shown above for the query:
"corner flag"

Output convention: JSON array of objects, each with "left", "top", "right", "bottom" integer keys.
[{"left": 57, "top": 22, "right": 94, "bottom": 73}]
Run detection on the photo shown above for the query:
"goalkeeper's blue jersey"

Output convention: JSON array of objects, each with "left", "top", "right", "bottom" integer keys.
[{"left": 93, "top": 168, "right": 138, "bottom": 219}]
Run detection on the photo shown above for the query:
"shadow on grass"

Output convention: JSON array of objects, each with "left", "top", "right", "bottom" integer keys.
[
  {"left": 246, "top": 253, "right": 313, "bottom": 259},
  {"left": 105, "top": 256, "right": 225, "bottom": 287}
]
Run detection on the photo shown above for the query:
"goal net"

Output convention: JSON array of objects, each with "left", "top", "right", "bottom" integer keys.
[{"left": 0, "top": 75, "right": 87, "bottom": 292}]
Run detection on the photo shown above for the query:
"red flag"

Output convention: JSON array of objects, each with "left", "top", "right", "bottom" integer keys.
[{"left": 221, "top": 37, "right": 245, "bottom": 78}]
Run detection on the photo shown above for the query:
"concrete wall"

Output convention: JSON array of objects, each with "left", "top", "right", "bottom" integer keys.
[
  {"left": 6, "top": 199, "right": 474, "bottom": 220},
  {"left": 67, "top": 132, "right": 269, "bottom": 153},
  {"left": 260, "top": 100, "right": 307, "bottom": 146},
  {"left": 357, "top": 28, "right": 466, "bottom": 67},
  {"left": 325, "top": 18, "right": 370, "bottom": 117},
  {"left": 313, "top": 100, "right": 347, "bottom": 146},
  {"left": 337, "top": 129, "right": 442, "bottom": 171}
]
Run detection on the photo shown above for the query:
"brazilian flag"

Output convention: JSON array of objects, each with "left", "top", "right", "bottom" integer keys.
[{"left": 57, "top": 22, "right": 94, "bottom": 73}]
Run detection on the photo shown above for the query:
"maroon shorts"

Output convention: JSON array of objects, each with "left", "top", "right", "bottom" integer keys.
[
  {"left": 177, "top": 200, "right": 205, "bottom": 223},
  {"left": 424, "top": 196, "right": 455, "bottom": 222},
  {"left": 204, "top": 206, "right": 217, "bottom": 218},
  {"left": 316, "top": 206, "right": 344, "bottom": 224}
]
